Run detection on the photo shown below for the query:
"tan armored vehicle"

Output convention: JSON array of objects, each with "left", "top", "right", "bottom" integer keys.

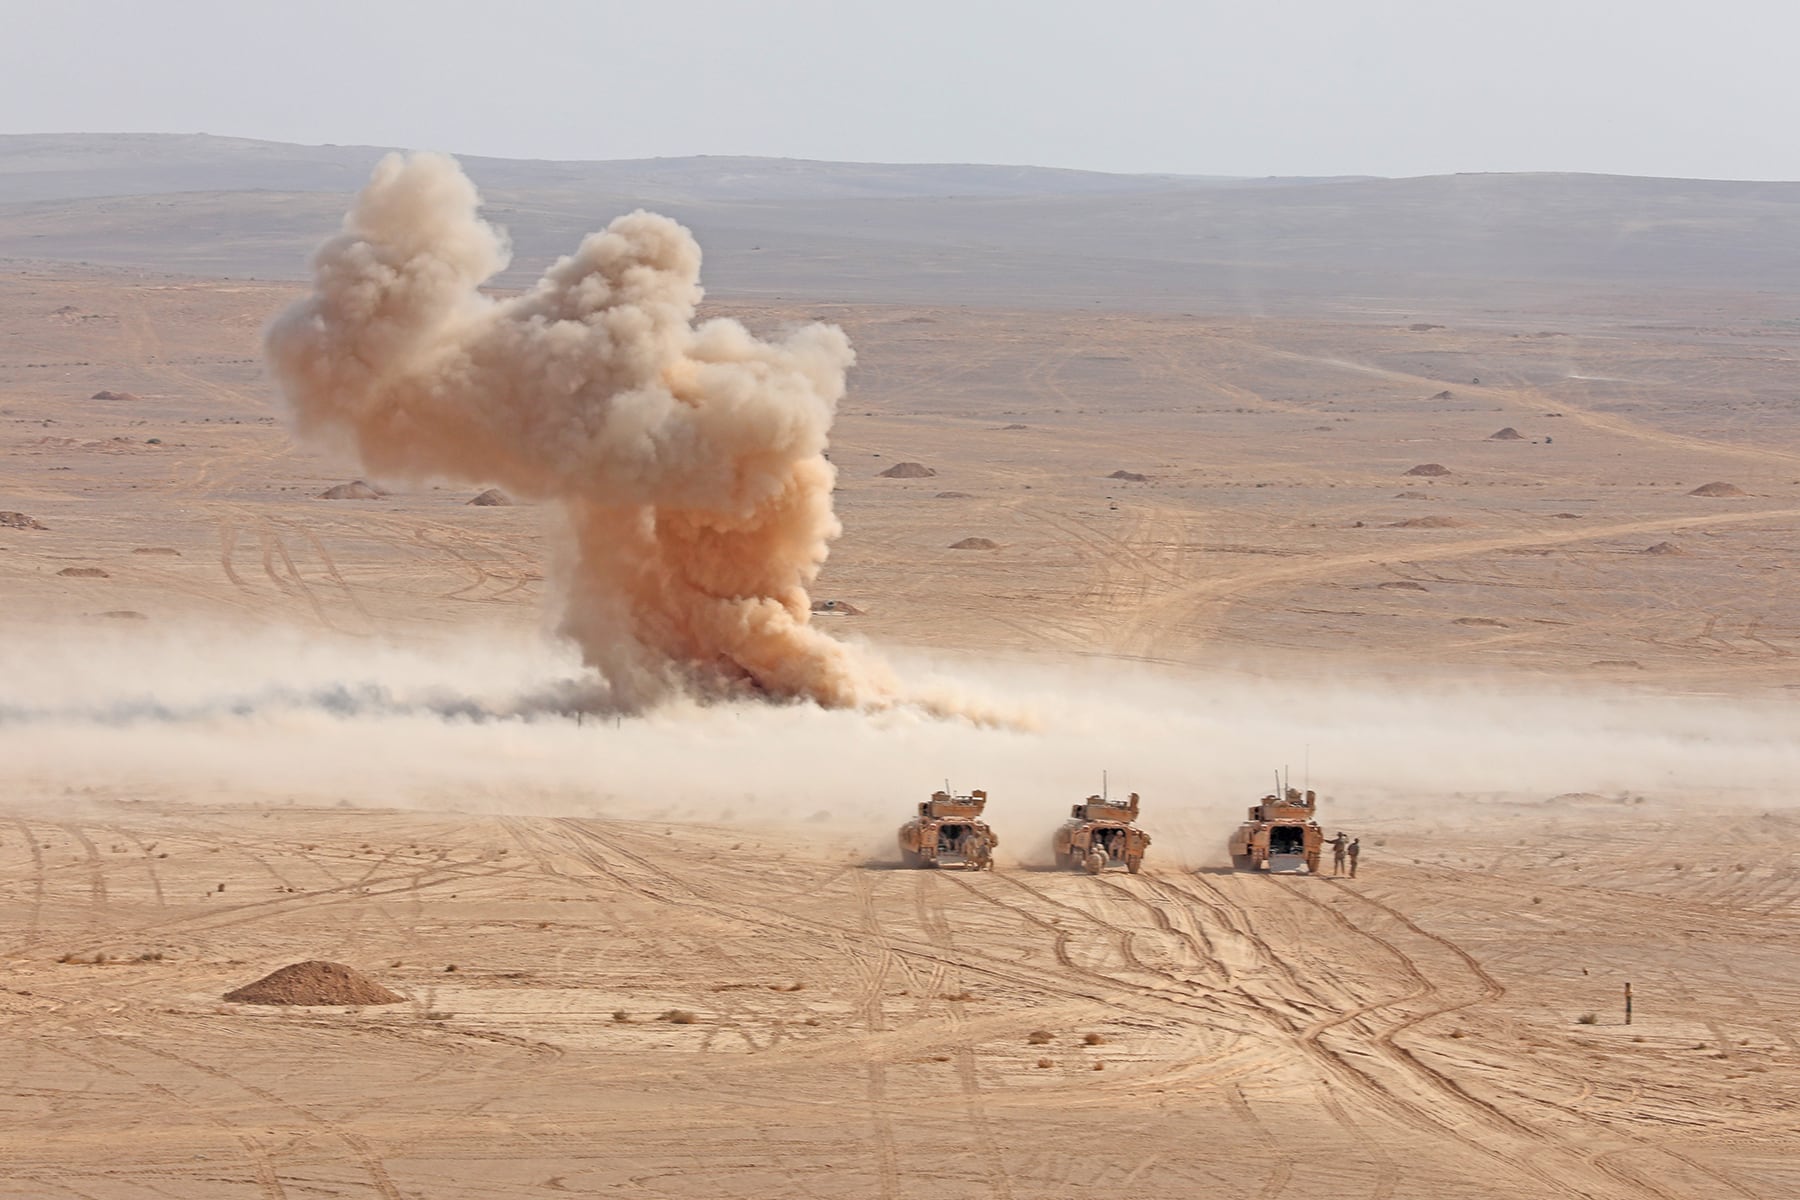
[
  {"left": 1052, "top": 792, "right": 1150, "bottom": 874},
  {"left": 1228, "top": 784, "right": 1323, "bottom": 873},
  {"left": 898, "top": 789, "right": 997, "bottom": 870}
]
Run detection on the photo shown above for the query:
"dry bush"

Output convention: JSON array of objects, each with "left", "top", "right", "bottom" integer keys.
[
  {"left": 424, "top": 1011, "right": 453, "bottom": 1021},
  {"left": 661, "top": 1010, "right": 699, "bottom": 1024},
  {"left": 1091, "top": 1062, "right": 1105, "bottom": 1071},
  {"left": 612, "top": 1010, "right": 631, "bottom": 1023},
  {"left": 1082, "top": 1032, "right": 1106, "bottom": 1046},
  {"left": 444, "top": 964, "right": 457, "bottom": 972},
  {"left": 1026, "top": 1030, "right": 1054, "bottom": 1045},
  {"left": 1576, "top": 1013, "right": 1599, "bottom": 1025},
  {"left": 1035, "top": 1058, "right": 1054, "bottom": 1069}
]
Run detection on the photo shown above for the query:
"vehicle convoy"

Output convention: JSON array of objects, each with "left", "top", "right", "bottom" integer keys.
[
  {"left": 898, "top": 789, "right": 997, "bottom": 869},
  {"left": 1052, "top": 792, "right": 1150, "bottom": 874},
  {"left": 1228, "top": 782, "right": 1323, "bottom": 873}
]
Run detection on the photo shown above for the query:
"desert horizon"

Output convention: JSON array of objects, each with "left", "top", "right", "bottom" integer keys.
[{"left": 2, "top": 129, "right": 1797, "bottom": 1198}]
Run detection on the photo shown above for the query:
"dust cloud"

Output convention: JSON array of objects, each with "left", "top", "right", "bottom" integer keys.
[
  {"left": 3, "top": 626, "right": 1796, "bottom": 861},
  {"left": 264, "top": 153, "right": 891, "bottom": 711}
]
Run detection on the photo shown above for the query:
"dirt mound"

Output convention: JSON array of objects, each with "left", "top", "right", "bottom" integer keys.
[
  {"left": 57, "top": 566, "right": 109, "bottom": 578},
  {"left": 1454, "top": 617, "right": 1507, "bottom": 628},
  {"left": 949, "top": 537, "right": 1000, "bottom": 550},
  {"left": 933, "top": 491, "right": 972, "bottom": 499},
  {"left": 0, "top": 512, "right": 47, "bottom": 530},
  {"left": 1387, "top": 516, "right": 1463, "bottom": 529},
  {"left": 1404, "top": 463, "right": 1452, "bottom": 477},
  {"left": 1687, "top": 481, "right": 1745, "bottom": 497},
  {"left": 467, "top": 488, "right": 513, "bottom": 506},
  {"left": 223, "top": 960, "right": 405, "bottom": 1007},
  {"left": 1378, "top": 581, "right": 1429, "bottom": 591},
  {"left": 90, "top": 390, "right": 141, "bottom": 402},
  {"left": 319, "top": 480, "right": 384, "bottom": 500},
  {"left": 878, "top": 461, "right": 935, "bottom": 479},
  {"left": 1487, "top": 427, "right": 1524, "bottom": 440},
  {"left": 132, "top": 546, "right": 180, "bottom": 556},
  {"left": 1108, "top": 470, "right": 1149, "bottom": 482},
  {"left": 810, "top": 599, "right": 864, "bottom": 616},
  {"left": 1642, "top": 541, "right": 1683, "bottom": 556}
]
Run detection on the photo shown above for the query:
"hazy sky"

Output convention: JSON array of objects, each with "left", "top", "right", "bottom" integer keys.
[{"left": 5, "top": 0, "right": 1797, "bottom": 179}]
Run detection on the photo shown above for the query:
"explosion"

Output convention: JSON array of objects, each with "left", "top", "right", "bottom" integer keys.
[{"left": 265, "top": 152, "right": 893, "bottom": 710}]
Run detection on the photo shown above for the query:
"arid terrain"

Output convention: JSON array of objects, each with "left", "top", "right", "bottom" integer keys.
[{"left": 2, "top": 139, "right": 1798, "bottom": 1198}]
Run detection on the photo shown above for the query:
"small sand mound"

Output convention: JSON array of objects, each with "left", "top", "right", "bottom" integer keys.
[
  {"left": 1642, "top": 541, "right": 1683, "bottom": 556},
  {"left": 1687, "top": 481, "right": 1745, "bottom": 497},
  {"left": 319, "top": 480, "right": 383, "bottom": 500},
  {"left": 132, "top": 546, "right": 181, "bottom": 556},
  {"left": 57, "top": 566, "right": 109, "bottom": 578},
  {"left": 949, "top": 537, "right": 999, "bottom": 550},
  {"left": 1108, "top": 470, "right": 1149, "bottom": 482},
  {"left": 90, "top": 390, "right": 141, "bottom": 402},
  {"left": 1404, "top": 463, "right": 1452, "bottom": 477},
  {"left": 0, "top": 512, "right": 48, "bottom": 530},
  {"left": 1388, "top": 516, "right": 1463, "bottom": 529},
  {"left": 1428, "top": 390, "right": 1454, "bottom": 400},
  {"left": 1487, "top": 427, "right": 1524, "bottom": 441},
  {"left": 1378, "top": 581, "right": 1429, "bottom": 591},
  {"left": 810, "top": 599, "right": 864, "bottom": 616},
  {"left": 878, "top": 462, "right": 935, "bottom": 479},
  {"left": 1551, "top": 512, "right": 1583, "bottom": 520},
  {"left": 1454, "top": 617, "right": 1507, "bottom": 628},
  {"left": 1000, "top": 423, "right": 1029, "bottom": 430},
  {"left": 933, "top": 491, "right": 972, "bottom": 499},
  {"left": 1394, "top": 492, "right": 1431, "bottom": 500},
  {"left": 223, "top": 960, "right": 405, "bottom": 1007},
  {"left": 100, "top": 610, "right": 148, "bottom": 620},
  {"left": 467, "top": 488, "right": 513, "bottom": 506}
]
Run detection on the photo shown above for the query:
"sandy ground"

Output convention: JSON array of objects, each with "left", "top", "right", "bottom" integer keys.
[{"left": 2, "top": 268, "right": 1799, "bottom": 1197}]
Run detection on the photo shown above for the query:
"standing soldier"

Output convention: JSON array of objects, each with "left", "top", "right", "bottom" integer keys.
[
  {"left": 1347, "top": 837, "right": 1362, "bottom": 878},
  {"left": 1329, "top": 832, "right": 1349, "bottom": 876}
]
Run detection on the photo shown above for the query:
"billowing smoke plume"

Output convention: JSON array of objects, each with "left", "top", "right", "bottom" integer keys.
[{"left": 265, "top": 153, "right": 893, "bottom": 710}]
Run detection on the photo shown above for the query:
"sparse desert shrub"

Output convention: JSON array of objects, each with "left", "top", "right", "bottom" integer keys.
[
  {"left": 1082, "top": 1032, "right": 1106, "bottom": 1045},
  {"left": 1576, "top": 1013, "right": 1599, "bottom": 1025},
  {"left": 1091, "top": 1061, "right": 1105, "bottom": 1071},
  {"left": 943, "top": 990, "right": 973, "bottom": 1002},
  {"left": 443, "top": 964, "right": 457, "bottom": 972},
  {"left": 424, "top": 1011, "right": 453, "bottom": 1021},
  {"left": 1035, "top": 1058, "right": 1054, "bottom": 1069},
  {"left": 661, "top": 1010, "right": 698, "bottom": 1024},
  {"left": 612, "top": 1010, "right": 631, "bottom": 1022},
  {"left": 802, "top": 1017, "right": 820, "bottom": 1027},
  {"left": 1026, "top": 1029, "right": 1054, "bottom": 1045}
]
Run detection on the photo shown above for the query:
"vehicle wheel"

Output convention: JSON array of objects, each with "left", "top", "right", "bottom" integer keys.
[
  {"left": 1126, "top": 857, "right": 1142, "bottom": 875},
  {"left": 1084, "top": 849, "right": 1107, "bottom": 875},
  {"left": 1231, "top": 854, "right": 1253, "bottom": 871},
  {"left": 900, "top": 849, "right": 923, "bottom": 868}
]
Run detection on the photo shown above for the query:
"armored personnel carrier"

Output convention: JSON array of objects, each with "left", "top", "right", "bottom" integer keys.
[
  {"left": 1052, "top": 792, "right": 1150, "bottom": 874},
  {"left": 898, "top": 789, "right": 997, "bottom": 869},
  {"left": 1228, "top": 784, "right": 1322, "bottom": 873}
]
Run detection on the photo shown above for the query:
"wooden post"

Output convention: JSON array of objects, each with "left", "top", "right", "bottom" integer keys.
[{"left": 1625, "top": 982, "right": 1633, "bottom": 1026}]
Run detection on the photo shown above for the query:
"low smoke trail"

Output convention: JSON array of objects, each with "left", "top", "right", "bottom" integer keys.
[{"left": 265, "top": 152, "right": 892, "bottom": 710}]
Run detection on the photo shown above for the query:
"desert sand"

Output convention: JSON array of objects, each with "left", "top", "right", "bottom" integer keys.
[{"left": 1, "top": 140, "right": 1798, "bottom": 1198}]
